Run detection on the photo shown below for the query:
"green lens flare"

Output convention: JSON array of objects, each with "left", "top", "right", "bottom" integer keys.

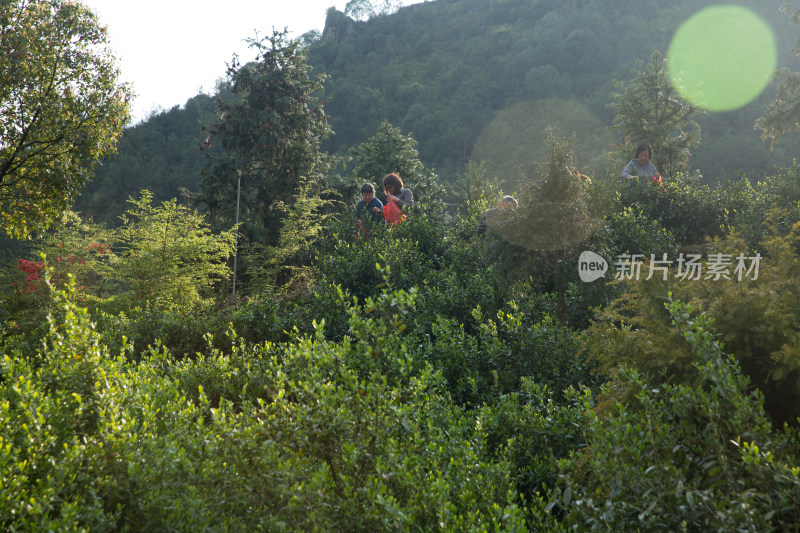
[{"left": 668, "top": 5, "right": 776, "bottom": 111}]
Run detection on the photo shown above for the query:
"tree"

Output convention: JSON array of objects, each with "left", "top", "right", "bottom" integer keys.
[
  {"left": 246, "top": 178, "right": 340, "bottom": 296},
  {"left": 352, "top": 120, "right": 425, "bottom": 185},
  {"left": 494, "top": 127, "right": 600, "bottom": 324},
  {"left": 2, "top": 191, "right": 236, "bottom": 331},
  {"left": 200, "top": 29, "right": 332, "bottom": 246},
  {"left": 757, "top": 5, "right": 800, "bottom": 148},
  {"left": 0, "top": 0, "right": 132, "bottom": 238},
  {"left": 608, "top": 50, "right": 704, "bottom": 178},
  {"left": 344, "top": 0, "right": 402, "bottom": 21},
  {"left": 114, "top": 191, "right": 237, "bottom": 311}
]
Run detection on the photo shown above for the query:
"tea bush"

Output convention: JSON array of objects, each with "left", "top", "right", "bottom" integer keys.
[
  {"left": 0, "top": 280, "right": 550, "bottom": 531},
  {"left": 105, "top": 288, "right": 535, "bottom": 530},
  {"left": 478, "top": 381, "right": 592, "bottom": 504},
  {"left": 472, "top": 304, "right": 599, "bottom": 400},
  {"left": 412, "top": 300, "right": 600, "bottom": 407},
  {"left": 559, "top": 298, "right": 800, "bottom": 531},
  {"left": 613, "top": 173, "right": 725, "bottom": 245},
  {"left": 602, "top": 205, "right": 677, "bottom": 257},
  {"left": 313, "top": 212, "right": 512, "bottom": 341},
  {"left": 584, "top": 218, "right": 800, "bottom": 425},
  {"left": 93, "top": 296, "right": 288, "bottom": 360},
  {"left": 0, "top": 279, "right": 123, "bottom": 530},
  {"left": 718, "top": 167, "right": 800, "bottom": 249}
]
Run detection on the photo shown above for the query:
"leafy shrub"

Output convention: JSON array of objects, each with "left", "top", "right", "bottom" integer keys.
[
  {"left": 602, "top": 205, "right": 677, "bottom": 257},
  {"left": 113, "top": 191, "right": 237, "bottom": 311},
  {"left": 410, "top": 263, "right": 506, "bottom": 337},
  {"left": 110, "top": 287, "right": 534, "bottom": 531},
  {"left": 415, "top": 300, "right": 600, "bottom": 406},
  {"left": 584, "top": 216, "right": 800, "bottom": 425},
  {"left": 593, "top": 173, "right": 724, "bottom": 247},
  {"left": 314, "top": 218, "right": 424, "bottom": 301},
  {"left": 229, "top": 297, "right": 286, "bottom": 344},
  {"left": 623, "top": 172, "right": 725, "bottom": 244},
  {"left": 559, "top": 298, "right": 800, "bottom": 531},
  {"left": 313, "top": 212, "right": 510, "bottom": 341},
  {"left": 0, "top": 280, "right": 544, "bottom": 531},
  {"left": 718, "top": 167, "right": 800, "bottom": 249},
  {"left": 717, "top": 174, "right": 777, "bottom": 249},
  {"left": 95, "top": 296, "right": 287, "bottom": 360},
  {"left": 479, "top": 381, "right": 592, "bottom": 505},
  {"left": 0, "top": 279, "right": 121, "bottom": 530}
]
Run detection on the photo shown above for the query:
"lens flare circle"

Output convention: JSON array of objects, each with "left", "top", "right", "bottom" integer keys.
[{"left": 667, "top": 5, "right": 776, "bottom": 111}]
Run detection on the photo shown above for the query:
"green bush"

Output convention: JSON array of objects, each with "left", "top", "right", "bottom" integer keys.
[
  {"left": 584, "top": 217, "right": 800, "bottom": 426},
  {"left": 0, "top": 280, "right": 547, "bottom": 531},
  {"left": 559, "top": 298, "right": 800, "bottom": 531},
  {"left": 107, "top": 287, "right": 534, "bottom": 531},
  {"left": 94, "top": 296, "right": 287, "bottom": 361},
  {"left": 0, "top": 279, "right": 122, "bottom": 530},
  {"left": 602, "top": 205, "right": 677, "bottom": 257},
  {"left": 718, "top": 167, "right": 800, "bottom": 249},
  {"left": 479, "top": 381, "right": 591, "bottom": 506},
  {"left": 413, "top": 299, "right": 600, "bottom": 407},
  {"left": 474, "top": 304, "right": 599, "bottom": 399},
  {"left": 314, "top": 218, "right": 421, "bottom": 301},
  {"left": 615, "top": 173, "right": 725, "bottom": 245},
  {"left": 313, "top": 212, "right": 511, "bottom": 340},
  {"left": 95, "top": 305, "right": 229, "bottom": 360}
]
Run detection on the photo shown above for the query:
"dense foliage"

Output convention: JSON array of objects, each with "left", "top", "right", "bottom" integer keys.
[
  {"left": 5, "top": 151, "right": 800, "bottom": 528},
  {"left": 0, "top": 0, "right": 132, "bottom": 238},
  {"left": 200, "top": 29, "right": 332, "bottom": 247},
  {"left": 69, "top": 0, "right": 800, "bottom": 228},
  {"left": 310, "top": 0, "right": 800, "bottom": 179},
  {"left": 608, "top": 50, "right": 704, "bottom": 178},
  {"left": 1, "top": 192, "right": 237, "bottom": 346},
  {"left": 5, "top": 0, "right": 800, "bottom": 529},
  {"left": 6, "top": 170, "right": 800, "bottom": 529}
]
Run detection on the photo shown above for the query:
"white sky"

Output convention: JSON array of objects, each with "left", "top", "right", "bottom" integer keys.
[{"left": 81, "top": 1, "right": 426, "bottom": 123}]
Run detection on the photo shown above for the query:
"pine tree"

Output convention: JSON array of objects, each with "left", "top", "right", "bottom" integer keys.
[
  {"left": 199, "top": 30, "right": 332, "bottom": 247},
  {"left": 608, "top": 50, "right": 704, "bottom": 179},
  {"left": 495, "top": 127, "right": 600, "bottom": 324},
  {"left": 757, "top": 5, "right": 800, "bottom": 148},
  {"left": 350, "top": 120, "right": 447, "bottom": 214}
]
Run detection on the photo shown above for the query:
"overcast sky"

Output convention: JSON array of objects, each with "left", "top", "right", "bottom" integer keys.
[{"left": 81, "top": 0, "right": 426, "bottom": 123}]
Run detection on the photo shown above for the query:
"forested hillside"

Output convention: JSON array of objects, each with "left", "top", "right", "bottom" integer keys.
[
  {"left": 76, "top": 0, "right": 800, "bottom": 225},
  {"left": 73, "top": 93, "right": 217, "bottom": 227},
  {"left": 7, "top": 0, "right": 800, "bottom": 529},
  {"left": 312, "top": 0, "right": 800, "bottom": 181}
]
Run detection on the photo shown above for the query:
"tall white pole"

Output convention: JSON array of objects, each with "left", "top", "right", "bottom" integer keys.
[{"left": 232, "top": 171, "right": 241, "bottom": 296}]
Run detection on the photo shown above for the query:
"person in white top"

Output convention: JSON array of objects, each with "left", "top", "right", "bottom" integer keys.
[{"left": 621, "top": 143, "right": 662, "bottom": 183}]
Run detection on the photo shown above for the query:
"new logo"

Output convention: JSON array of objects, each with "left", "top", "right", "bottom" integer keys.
[{"left": 578, "top": 251, "right": 608, "bottom": 282}]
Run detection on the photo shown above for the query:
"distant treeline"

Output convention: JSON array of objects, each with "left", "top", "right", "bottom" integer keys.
[{"left": 75, "top": 0, "right": 800, "bottom": 225}]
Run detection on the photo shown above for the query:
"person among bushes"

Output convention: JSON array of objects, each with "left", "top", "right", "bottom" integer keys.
[
  {"left": 355, "top": 182, "right": 385, "bottom": 224},
  {"left": 478, "top": 195, "right": 518, "bottom": 235},
  {"left": 621, "top": 143, "right": 662, "bottom": 183},
  {"left": 382, "top": 172, "right": 414, "bottom": 225}
]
